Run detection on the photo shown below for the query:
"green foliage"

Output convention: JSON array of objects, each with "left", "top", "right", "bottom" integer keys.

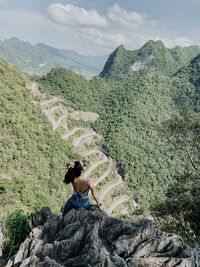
[
  {"left": 150, "top": 110, "right": 200, "bottom": 245},
  {"left": 100, "top": 40, "right": 200, "bottom": 82},
  {"left": 3, "top": 210, "right": 30, "bottom": 258},
  {"left": 152, "top": 173, "right": 200, "bottom": 246},
  {"left": 146, "top": 108, "right": 200, "bottom": 175},
  {"left": 38, "top": 68, "right": 90, "bottom": 108},
  {"left": 1, "top": 38, "right": 200, "bottom": 248},
  {"left": 0, "top": 58, "right": 80, "bottom": 224},
  {"left": 99, "top": 44, "right": 137, "bottom": 82},
  {"left": 37, "top": 66, "right": 194, "bottom": 211},
  {"left": 173, "top": 54, "right": 200, "bottom": 112},
  {"left": 37, "top": 68, "right": 112, "bottom": 113},
  {"left": 37, "top": 53, "right": 200, "bottom": 218}
]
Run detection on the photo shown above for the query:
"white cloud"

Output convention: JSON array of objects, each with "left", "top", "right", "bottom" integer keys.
[
  {"left": 0, "top": 8, "right": 110, "bottom": 55},
  {"left": 47, "top": 3, "right": 108, "bottom": 28},
  {"left": 107, "top": 4, "right": 157, "bottom": 27},
  {"left": 0, "top": 9, "right": 58, "bottom": 40},
  {"left": 80, "top": 28, "right": 127, "bottom": 50},
  {"left": 0, "top": 9, "right": 76, "bottom": 49},
  {"left": 44, "top": 3, "right": 163, "bottom": 54},
  {"left": 159, "top": 37, "right": 195, "bottom": 48},
  {"left": 0, "top": 4, "right": 197, "bottom": 56}
]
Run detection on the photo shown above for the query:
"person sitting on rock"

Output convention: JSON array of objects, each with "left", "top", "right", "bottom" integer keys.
[{"left": 60, "top": 161, "right": 103, "bottom": 219}]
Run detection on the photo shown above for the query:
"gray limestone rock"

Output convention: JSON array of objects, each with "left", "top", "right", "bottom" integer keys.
[{"left": 5, "top": 206, "right": 200, "bottom": 267}]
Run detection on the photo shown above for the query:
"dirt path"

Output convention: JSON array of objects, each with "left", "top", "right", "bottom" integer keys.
[
  {"left": 107, "top": 196, "right": 130, "bottom": 214},
  {"left": 26, "top": 82, "right": 137, "bottom": 215},
  {"left": 41, "top": 97, "right": 59, "bottom": 106},
  {"left": 81, "top": 150, "right": 113, "bottom": 185},
  {"left": 43, "top": 109, "right": 57, "bottom": 127},
  {"left": 93, "top": 159, "right": 113, "bottom": 186},
  {"left": 26, "top": 81, "right": 43, "bottom": 96},
  {"left": 84, "top": 155, "right": 108, "bottom": 177},
  {"left": 73, "top": 132, "right": 97, "bottom": 147},
  {"left": 62, "top": 127, "right": 87, "bottom": 140},
  {"left": 48, "top": 106, "right": 59, "bottom": 113},
  {"left": 53, "top": 114, "right": 68, "bottom": 131},
  {"left": 99, "top": 172, "right": 123, "bottom": 202}
]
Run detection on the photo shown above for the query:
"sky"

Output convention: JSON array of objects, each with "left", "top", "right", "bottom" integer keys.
[{"left": 0, "top": 0, "right": 200, "bottom": 55}]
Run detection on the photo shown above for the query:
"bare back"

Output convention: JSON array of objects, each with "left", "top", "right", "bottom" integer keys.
[{"left": 72, "top": 175, "right": 89, "bottom": 193}]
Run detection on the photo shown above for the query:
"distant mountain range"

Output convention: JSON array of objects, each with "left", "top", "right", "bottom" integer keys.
[
  {"left": 0, "top": 37, "right": 107, "bottom": 78},
  {"left": 1, "top": 38, "right": 200, "bottom": 81}
]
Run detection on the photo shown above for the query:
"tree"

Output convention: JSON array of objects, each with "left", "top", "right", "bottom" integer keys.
[
  {"left": 150, "top": 108, "right": 200, "bottom": 176},
  {"left": 149, "top": 108, "right": 200, "bottom": 245}
]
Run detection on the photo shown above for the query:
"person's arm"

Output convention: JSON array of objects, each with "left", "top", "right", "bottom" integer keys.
[{"left": 88, "top": 180, "right": 104, "bottom": 211}]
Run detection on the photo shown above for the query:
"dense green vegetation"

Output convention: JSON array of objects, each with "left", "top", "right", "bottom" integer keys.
[
  {"left": 0, "top": 58, "right": 85, "bottom": 256},
  {"left": 38, "top": 67, "right": 112, "bottom": 111},
  {"left": 1, "top": 38, "right": 200, "bottom": 251},
  {"left": 150, "top": 110, "right": 200, "bottom": 245},
  {"left": 37, "top": 67, "right": 194, "bottom": 211},
  {"left": 3, "top": 210, "right": 30, "bottom": 258},
  {"left": 37, "top": 41, "right": 200, "bottom": 245},
  {"left": 173, "top": 54, "right": 200, "bottom": 112},
  {"left": 100, "top": 40, "right": 200, "bottom": 82}
]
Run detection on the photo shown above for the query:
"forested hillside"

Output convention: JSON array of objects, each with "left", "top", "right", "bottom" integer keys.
[
  {"left": 0, "top": 59, "right": 133, "bottom": 257},
  {"left": 37, "top": 66, "right": 194, "bottom": 211},
  {"left": 1, "top": 39, "right": 200, "bottom": 254},
  {"left": 100, "top": 40, "right": 200, "bottom": 82},
  {"left": 0, "top": 58, "right": 79, "bottom": 220},
  {"left": 173, "top": 53, "right": 200, "bottom": 112},
  {"left": 37, "top": 41, "right": 200, "bottom": 244}
]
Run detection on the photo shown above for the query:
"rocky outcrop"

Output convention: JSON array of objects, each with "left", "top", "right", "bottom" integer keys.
[{"left": 6, "top": 206, "right": 200, "bottom": 267}]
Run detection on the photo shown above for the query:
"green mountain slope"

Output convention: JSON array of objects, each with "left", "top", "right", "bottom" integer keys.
[
  {"left": 173, "top": 53, "right": 200, "bottom": 112},
  {"left": 37, "top": 66, "right": 195, "bottom": 210},
  {"left": 0, "top": 59, "right": 79, "bottom": 221},
  {"left": 34, "top": 41, "right": 200, "bottom": 211},
  {"left": 0, "top": 37, "right": 107, "bottom": 78},
  {"left": 38, "top": 67, "right": 113, "bottom": 114},
  {"left": 1, "top": 39, "right": 200, "bottom": 251},
  {"left": 100, "top": 40, "right": 200, "bottom": 82}
]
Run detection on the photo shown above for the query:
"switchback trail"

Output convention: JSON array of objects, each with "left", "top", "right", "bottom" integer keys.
[{"left": 26, "top": 82, "right": 137, "bottom": 215}]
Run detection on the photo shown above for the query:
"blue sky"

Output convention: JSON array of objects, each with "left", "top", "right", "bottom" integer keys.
[{"left": 0, "top": 0, "right": 200, "bottom": 55}]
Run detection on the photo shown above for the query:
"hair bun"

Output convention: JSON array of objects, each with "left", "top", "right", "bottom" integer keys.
[
  {"left": 64, "top": 161, "right": 84, "bottom": 184},
  {"left": 67, "top": 162, "right": 75, "bottom": 169}
]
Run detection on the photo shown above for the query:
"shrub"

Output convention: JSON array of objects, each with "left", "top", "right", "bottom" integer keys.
[{"left": 3, "top": 210, "right": 30, "bottom": 258}]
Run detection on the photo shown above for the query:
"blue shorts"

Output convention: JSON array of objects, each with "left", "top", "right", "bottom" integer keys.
[{"left": 62, "top": 195, "right": 90, "bottom": 218}]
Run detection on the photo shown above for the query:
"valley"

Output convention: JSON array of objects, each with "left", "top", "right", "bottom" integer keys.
[
  {"left": 1, "top": 37, "right": 200, "bottom": 258},
  {"left": 27, "top": 81, "right": 137, "bottom": 215}
]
